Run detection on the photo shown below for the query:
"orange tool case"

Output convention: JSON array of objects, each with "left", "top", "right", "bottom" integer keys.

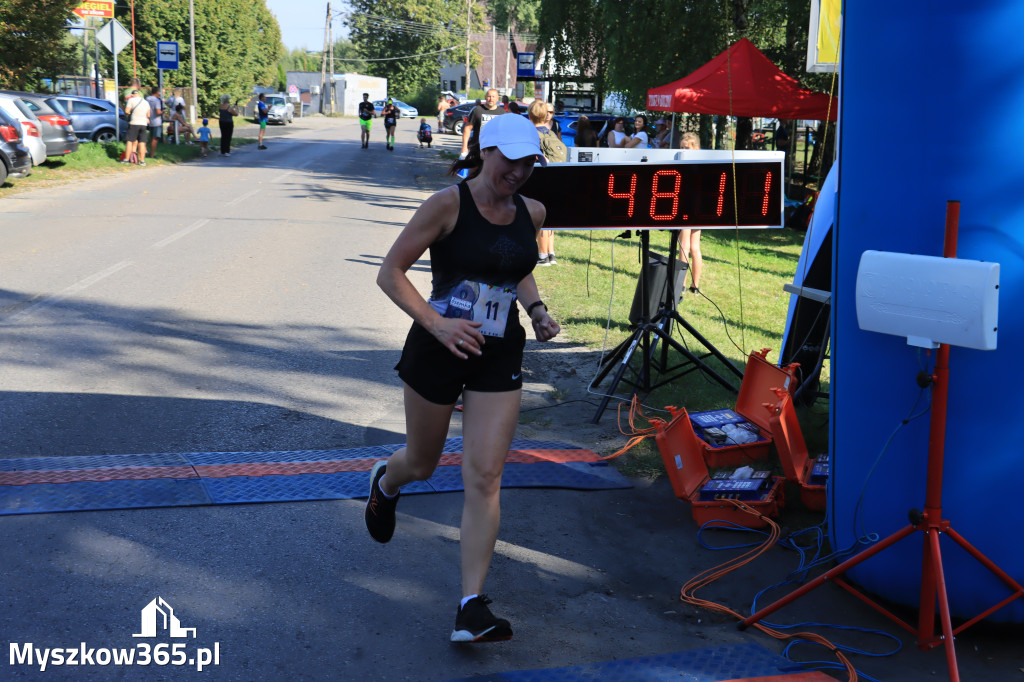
[
  {"left": 653, "top": 408, "right": 785, "bottom": 528},
  {"left": 656, "top": 349, "right": 798, "bottom": 472},
  {"left": 769, "top": 388, "right": 828, "bottom": 512},
  {"left": 651, "top": 349, "right": 796, "bottom": 528}
]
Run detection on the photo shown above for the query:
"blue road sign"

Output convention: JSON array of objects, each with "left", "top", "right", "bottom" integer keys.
[{"left": 157, "top": 41, "right": 179, "bottom": 70}]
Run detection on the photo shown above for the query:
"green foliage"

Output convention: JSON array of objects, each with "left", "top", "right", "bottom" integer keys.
[
  {"left": 488, "top": 0, "right": 540, "bottom": 33},
  {"left": 0, "top": 0, "right": 80, "bottom": 89},
  {"left": 538, "top": 0, "right": 821, "bottom": 113},
  {"left": 102, "top": 0, "right": 281, "bottom": 116},
  {"left": 346, "top": 0, "right": 487, "bottom": 99}
]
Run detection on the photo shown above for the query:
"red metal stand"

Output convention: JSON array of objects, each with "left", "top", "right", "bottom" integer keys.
[{"left": 739, "top": 201, "right": 1024, "bottom": 682}]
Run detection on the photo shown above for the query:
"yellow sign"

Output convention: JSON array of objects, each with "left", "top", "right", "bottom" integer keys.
[
  {"left": 74, "top": 0, "right": 114, "bottom": 19},
  {"left": 806, "top": 0, "right": 841, "bottom": 73}
]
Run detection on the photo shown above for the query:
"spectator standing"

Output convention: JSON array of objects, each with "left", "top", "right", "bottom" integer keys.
[
  {"left": 677, "top": 132, "right": 704, "bottom": 294},
  {"left": 197, "top": 118, "right": 211, "bottom": 158},
  {"left": 358, "top": 93, "right": 374, "bottom": 148},
  {"left": 543, "top": 102, "right": 562, "bottom": 141},
  {"left": 652, "top": 118, "right": 671, "bottom": 149},
  {"left": 382, "top": 98, "right": 398, "bottom": 151},
  {"left": 460, "top": 88, "right": 506, "bottom": 158},
  {"left": 607, "top": 117, "right": 628, "bottom": 148},
  {"left": 528, "top": 99, "right": 566, "bottom": 266},
  {"left": 574, "top": 115, "right": 599, "bottom": 148},
  {"left": 369, "top": 113, "right": 559, "bottom": 643},
  {"left": 145, "top": 87, "right": 163, "bottom": 158},
  {"left": 625, "top": 114, "right": 649, "bottom": 148},
  {"left": 256, "top": 93, "right": 269, "bottom": 150},
  {"left": 437, "top": 95, "right": 450, "bottom": 133},
  {"left": 123, "top": 89, "right": 150, "bottom": 166},
  {"left": 218, "top": 95, "right": 239, "bottom": 156}
]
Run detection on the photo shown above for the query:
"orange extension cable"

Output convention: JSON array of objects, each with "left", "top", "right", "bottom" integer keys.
[
  {"left": 680, "top": 500, "right": 858, "bottom": 681},
  {"left": 602, "top": 396, "right": 858, "bottom": 679}
]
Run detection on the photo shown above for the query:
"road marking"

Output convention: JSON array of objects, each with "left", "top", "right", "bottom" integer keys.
[
  {"left": 271, "top": 170, "right": 295, "bottom": 184},
  {"left": 225, "top": 189, "right": 260, "bottom": 207},
  {"left": 3, "top": 260, "right": 133, "bottom": 323},
  {"left": 151, "top": 218, "right": 210, "bottom": 249}
]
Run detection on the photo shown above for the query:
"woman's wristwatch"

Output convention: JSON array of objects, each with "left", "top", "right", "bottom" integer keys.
[{"left": 526, "top": 300, "right": 546, "bottom": 317}]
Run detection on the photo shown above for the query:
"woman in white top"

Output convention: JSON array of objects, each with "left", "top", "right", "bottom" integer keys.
[
  {"left": 607, "top": 117, "right": 628, "bottom": 147},
  {"left": 625, "top": 114, "right": 649, "bottom": 148}
]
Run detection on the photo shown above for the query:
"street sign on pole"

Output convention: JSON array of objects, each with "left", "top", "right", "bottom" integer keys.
[
  {"left": 157, "top": 41, "right": 179, "bottom": 70},
  {"left": 97, "top": 19, "right": 132, "bottom": 141},
  {"left": 97, "top": 19, "right": 132, "bottom": 55}
]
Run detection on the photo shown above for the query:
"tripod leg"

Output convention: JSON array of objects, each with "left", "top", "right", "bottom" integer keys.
[
  {"left": 922, "top": 529, "right": 961, "bottom": 682},
  {"left": 740, "top": 524, "right": 917, "bottom": 629},
  {"left": 591, "top": 332, "right": 645, "bottom": 423}
]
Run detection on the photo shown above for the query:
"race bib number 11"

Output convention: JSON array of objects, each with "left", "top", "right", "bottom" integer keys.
[{"left": 442, "top": 280, "right": 517, "bottom": 338}]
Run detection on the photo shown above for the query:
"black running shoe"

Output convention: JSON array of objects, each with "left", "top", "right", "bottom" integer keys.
[
  {"left": 364, "top": 461, "right": 399, "bottom": 543},
  {"left": 450, "top": 595, "right": 513, "bottom": 643}
]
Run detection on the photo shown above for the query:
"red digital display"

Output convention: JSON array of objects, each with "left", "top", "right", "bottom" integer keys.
[{"left": 519, "top": 160, "right": 783, "bottom": 229}]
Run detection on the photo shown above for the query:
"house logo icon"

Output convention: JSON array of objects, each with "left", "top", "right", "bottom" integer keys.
[{"left": 132, "top": 597, "right": 197, "bottom": 638}]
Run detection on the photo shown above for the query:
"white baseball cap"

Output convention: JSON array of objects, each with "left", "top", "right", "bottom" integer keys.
[{"left": 480, "top": 114, "right": 547, "bottom": 166}]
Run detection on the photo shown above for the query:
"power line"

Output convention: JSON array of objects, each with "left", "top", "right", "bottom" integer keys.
[
  {"left": 334, "top": 46, "right": 461, "bottom": 61},
  {"left": 345, "top": 11, "right": 538, "bottom": 42}
]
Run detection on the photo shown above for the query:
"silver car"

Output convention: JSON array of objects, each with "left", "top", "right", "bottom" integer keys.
[
  {"left": 0, "top": 93, "right": 47, "bottom": 165},
  {"left": 265, "top": 95, "right": 294, "bottom": 124},
  {"left": 0, "top": 91, "right": 79, "bottom": 157}
]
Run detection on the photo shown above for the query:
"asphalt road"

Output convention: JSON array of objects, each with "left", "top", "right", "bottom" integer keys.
[{"left": 1, "top": 118, "right": 1022, "bottom": 681}]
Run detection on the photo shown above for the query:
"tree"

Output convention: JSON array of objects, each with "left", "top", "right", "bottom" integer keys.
[
  {"left": 0, "top": 0, "right": 80, "bottom": 90},
  {"left": 488, "top": 0, "right": 540, "bottom": 34},
  {"left": 346, "top": 0, "right": 488, "bottom": 99}
]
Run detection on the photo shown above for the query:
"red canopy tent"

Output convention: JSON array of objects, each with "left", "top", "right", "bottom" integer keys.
[{"left": 646, "top": 38, "right": 837, "bottom": 121}]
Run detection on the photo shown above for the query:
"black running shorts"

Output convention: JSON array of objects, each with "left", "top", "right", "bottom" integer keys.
[
  {"left": 396, "top": 322, "right": 526, "bottom": 405},
  {"left": 126, "top": 124, "right": 148, "bottom": 143}
]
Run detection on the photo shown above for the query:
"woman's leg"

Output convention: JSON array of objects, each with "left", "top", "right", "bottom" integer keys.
[
  {"left": 458, "top": 388, "right": 521, "bottom": 597},
  {"left": 223, "top": 122, "right": 234, "bottom": 153},
  {"left": 219, "top": 123, "right": 228, "bottom": 154},
  {"left": 689, "top": 230, "right": 703, "bottom": 290},
  {"left": 378, "top": 383, "right": 455, "bottom": 494}
]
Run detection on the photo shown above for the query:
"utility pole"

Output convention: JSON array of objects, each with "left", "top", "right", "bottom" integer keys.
[
  {"left": 491, "top": 25, "right": 495, "bottom": 92},
  {"left": 189, "top": 0, "right": 198, "bottom": 123},
  {"left": 319, "top": 2, "right": 329, "bottom": 114},
  {"left": 328, "top": 3, "right": 334, "bottom": 114},
  {"left": 464, "top": 0, "right": 471, "bottom": 98}
]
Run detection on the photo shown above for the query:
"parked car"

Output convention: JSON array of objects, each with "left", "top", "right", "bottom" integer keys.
[
  {"left": 0, "top": 93, "right": 47, "bottom": 165},
  {"left": 0, "top": 91, "right": 79, "bottom": 157},
  {"left": 265, "top": 94, "right": 294, "bottom": 124},
  {"left": 441, "top": 102, "right": 477, "bottom": 135},
  {"left": 51, "top": 94, "right": 127, "bottom": 143},
  {"left": 0, "top": 106, "right": 33, "bottom": 184},
  {"left": 372, "top": 99, "right": 418, "bottom": 119},
  {"left": 560, "top": 113, "right": 616, "bottom": 147}
]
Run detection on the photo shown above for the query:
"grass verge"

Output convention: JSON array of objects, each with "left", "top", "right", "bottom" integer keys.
[
  {"left": 531, "top": 226, "right": 830, "bottom": 475},
  {"left": 0, "top": 136, "right": 257, "bottom": 198}
]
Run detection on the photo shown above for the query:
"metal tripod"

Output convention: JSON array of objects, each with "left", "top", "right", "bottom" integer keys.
[{"left": 589, "top": 229, "right": 744, "bottom": 423}]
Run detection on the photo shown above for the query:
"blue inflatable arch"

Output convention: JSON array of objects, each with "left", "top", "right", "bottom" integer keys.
[{"left": 833, "top": 3, "right": 1024, "bottom": 621}]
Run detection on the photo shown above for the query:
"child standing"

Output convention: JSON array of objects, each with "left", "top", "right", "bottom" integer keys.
[{"left": 197, "top": 118, "right": 211, "bottom": 158}]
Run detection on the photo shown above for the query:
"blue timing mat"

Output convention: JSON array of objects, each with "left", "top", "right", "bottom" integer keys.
[
  {"left": 0, "top": 438, "right": 631, "bottom": 516},
  {"left": 444, "top": 642, "right": 819, "bottom": 682}
]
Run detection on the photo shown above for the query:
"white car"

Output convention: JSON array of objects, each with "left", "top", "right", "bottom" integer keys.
[
  {"left": 0, "top": 93, "right": 46, "bottom": 166},
  {"left": 265, "top": 95, "right": 294, "bottom": 124}
]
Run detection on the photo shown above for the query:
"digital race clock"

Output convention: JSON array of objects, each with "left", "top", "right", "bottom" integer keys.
[{"left": 519, "top": 159, "right": 784, "bottom": 230}]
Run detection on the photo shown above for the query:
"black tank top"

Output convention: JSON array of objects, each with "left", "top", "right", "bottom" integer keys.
[{"left": 428, "top": 182, "right": 538, "bottom": 333}]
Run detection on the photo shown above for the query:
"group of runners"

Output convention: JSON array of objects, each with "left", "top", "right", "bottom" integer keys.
[{"left": 357, "top": 92, "right": 400, "bottom": 149}]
